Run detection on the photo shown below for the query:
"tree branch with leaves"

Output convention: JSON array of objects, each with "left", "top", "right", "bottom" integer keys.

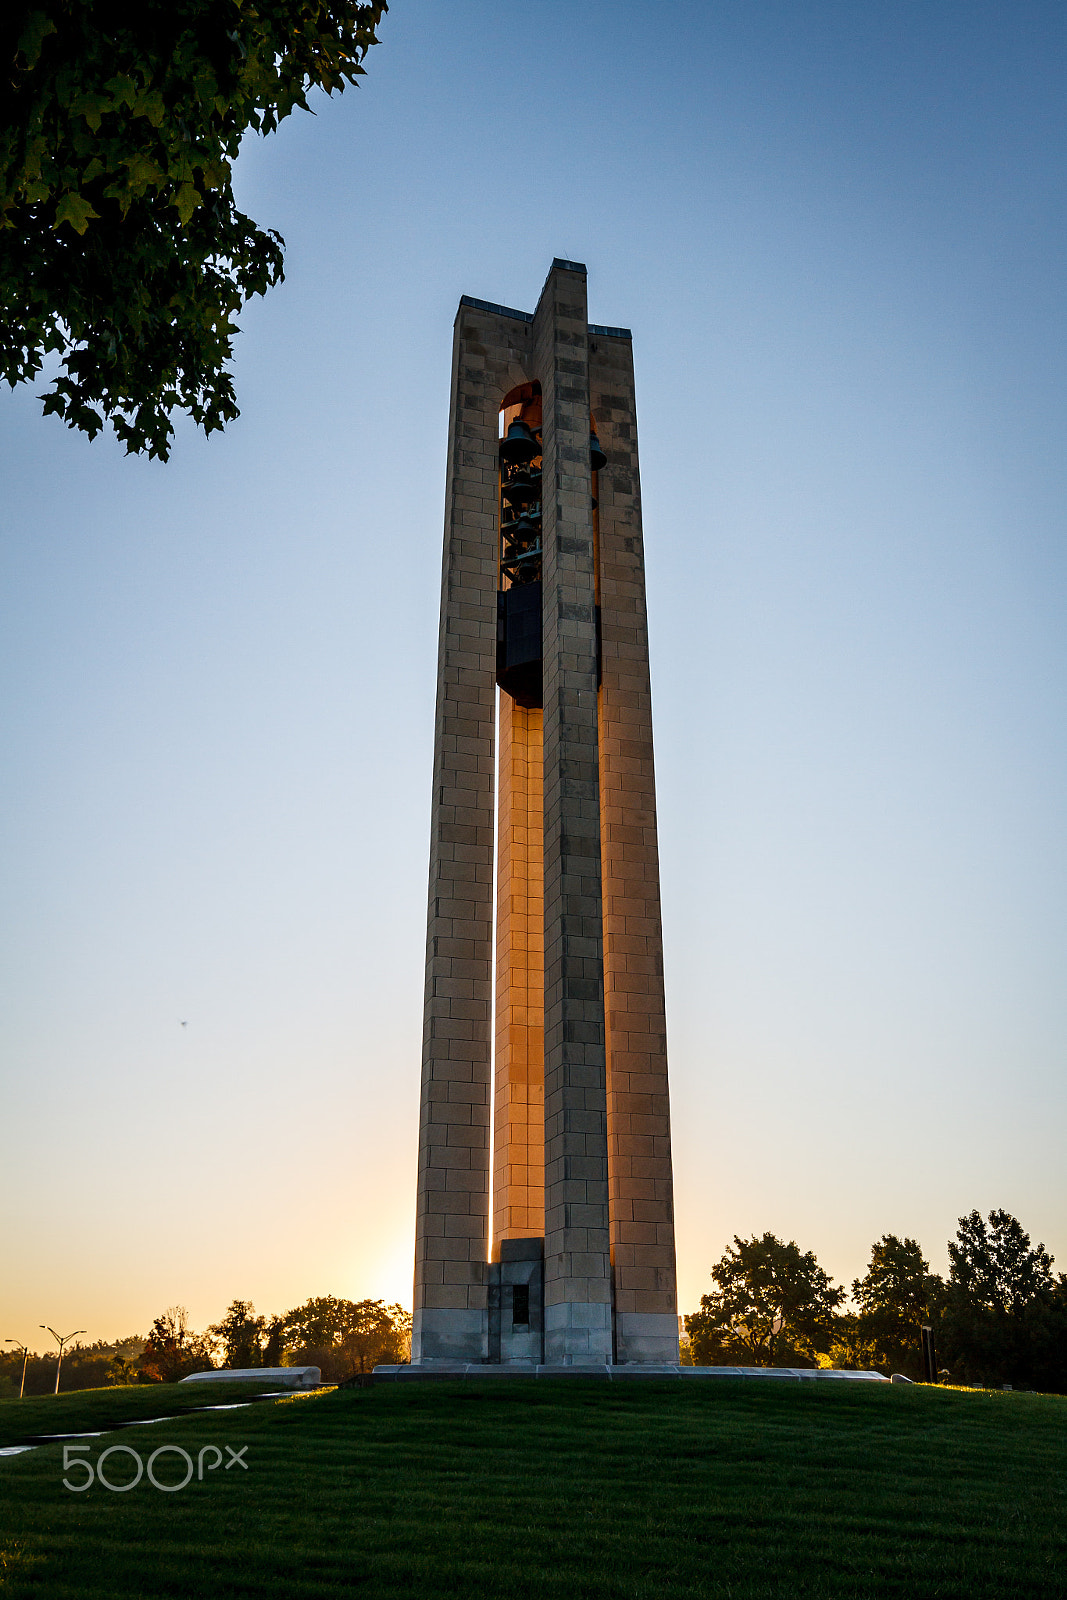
[{"left": 1, "top": 1, "right": 386, "bottom": 458}]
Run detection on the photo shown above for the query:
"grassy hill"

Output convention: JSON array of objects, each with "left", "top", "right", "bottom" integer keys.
[{"left": 1, "top": 1378, "right": 1064, "bottom": 1597}]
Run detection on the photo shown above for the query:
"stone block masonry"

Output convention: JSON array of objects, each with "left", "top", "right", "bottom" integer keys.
[{"left": 411, "top": 262, "right": 678, "bottom": 1366}]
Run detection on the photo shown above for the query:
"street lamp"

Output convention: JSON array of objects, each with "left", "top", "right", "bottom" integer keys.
[
  {"left": 4, "top": 1340, "right": 30, "bottom": 1400},
  {"left": 40, "top": 1326, "right": 85, "bottom": 1395}
]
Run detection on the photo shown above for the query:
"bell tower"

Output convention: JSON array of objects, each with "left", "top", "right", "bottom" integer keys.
[{"left": 412, "top": 260, "right": 678, "bottom": 1366}]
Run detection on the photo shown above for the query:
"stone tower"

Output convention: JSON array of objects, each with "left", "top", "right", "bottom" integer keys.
[{"left": 412, "top": 260, "right": 677, "bottom": 1367}]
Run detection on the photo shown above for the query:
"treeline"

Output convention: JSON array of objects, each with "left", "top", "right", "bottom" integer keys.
[
  {"left": 7, "top": 1209, "right": 1063, "bottom": 1397},
  {"left": 683, "top": 1209, "right": 1067, "bottom": 1392},
  {"left": 0, "top": 1337, "right": 146, "bottom": 1398},
  {"left": 0, "top": 1297, "right": 410, "bottom": 1397}
]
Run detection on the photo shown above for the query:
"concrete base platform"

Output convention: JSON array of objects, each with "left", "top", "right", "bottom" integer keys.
[
  {"left": 181, "top": 1366, "right": 321, "bottom": 1390},
  {"left": 374, "top": 1363, "right": 889, "bottom": 1384}
]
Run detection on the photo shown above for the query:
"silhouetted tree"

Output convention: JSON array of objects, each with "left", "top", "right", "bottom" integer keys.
[
  {"left": 279, "top": 1294, "right": 358, "bottom": 1351},
  {"left": 1027, "top": 1275, "right": 1067, "bottom": 1395},
  {"left": 208, "top": 1299, "right": 267, "bottom": 1368},
  {"left": 140, "top": 1306, "right": 214, "bottom": 1383},
  {"left": 337, "top": 1302, "right": 410, "bottom": 1382},
  {"left": 939, "top": 1209, "right": 1058, "bottom": 1389},
  {"left": 261, "top": 1314, "right": 285, "bottom": 1367},
  {"left": 280, "top": 1295, "right": 410, "bottom": 1382},
  {"left": 847, "top": 1235, "right": 943, "bottom": 1379},
  {"left": 685, "top": 1234, "right": 844, "bottom": 1368}
]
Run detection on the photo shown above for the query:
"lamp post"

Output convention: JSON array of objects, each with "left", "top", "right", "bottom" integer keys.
[
  {"left": 40, "top": 1326, "right": 85, "bottom": 1395},
  {"left": 4, "top": 1340, "right": 29, "bottom": 1400}
]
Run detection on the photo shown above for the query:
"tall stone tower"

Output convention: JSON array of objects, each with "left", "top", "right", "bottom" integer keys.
[{"left": 412, "top": 260, "right": 678, "bottom": 1367}]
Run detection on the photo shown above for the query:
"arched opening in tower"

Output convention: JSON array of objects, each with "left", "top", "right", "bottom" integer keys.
[
  {"left": 493, "top": 382, "right": 546, "bottom": 1256},
  {"left": 492, "top": 384, "right": 609, "bottom": 1260}
]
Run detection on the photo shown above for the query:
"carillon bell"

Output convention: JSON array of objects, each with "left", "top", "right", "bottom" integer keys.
[
  {"left": 502, "top": 542, "right": 542, "bottom": 572},
  {"left": 502, "top": 509, "right": 540, "bottom": 539},
  {"left": 589, "top": 428, "right": 607, "bottom": 472},
  {"left": 501, "top": 470, "right": 541, "bottom": 506},
  {"left": 499, "top": 420, "right": 540, "bottom": 464}
]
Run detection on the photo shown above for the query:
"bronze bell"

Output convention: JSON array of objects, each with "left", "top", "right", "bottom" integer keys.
[
  {"left": 501, "top": 470, "right": 541, "bottom": 506},
  {"left": 502, "top": 509, "right": 540, "bottom": 539},
  {"left": 499, "top": 420, "right": 540, "bottom": 465},
  {"left": 590, "top": 428, "right": 607, "bottom": 472}
]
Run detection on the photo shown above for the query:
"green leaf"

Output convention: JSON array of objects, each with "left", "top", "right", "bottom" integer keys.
[
  {"left": 20, "top": 135, "right": 49, "bottom": 184},
  {"left": 174, "top": 182, "right": 200, "bottom": 225},
  {"left": 104, "top": 74, "right": 138, "bottom": 110},
  {"left": 199, "top": 158, "right": 229, "bottom": 192},
  {"left": 122, "top": 153, "right": 166, "bottom": 192},
  {"left": 134, "top": 89, "right": 166, "bottom": 127},
  {"left": 70, "top": 92, "right": 112, "bottom": 133},
  {"left": 17, "top": 11, "right": 57, "bottom": 70},
  {"left": 53, "top": 193, "right": 100, "bottom": 234}
]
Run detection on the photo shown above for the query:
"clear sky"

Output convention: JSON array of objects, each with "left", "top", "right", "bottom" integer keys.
[{"left": 2, "top": 1, "right": 1065, "bottom": 1345}]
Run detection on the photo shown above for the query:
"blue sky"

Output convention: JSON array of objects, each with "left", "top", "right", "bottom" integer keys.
[{"left": 2, "top": 1, "right": 1065, "bottom": 1341}]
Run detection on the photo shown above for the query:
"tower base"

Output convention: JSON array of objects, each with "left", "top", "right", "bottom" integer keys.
[{"left": 411, "top": 1235, "right": 680, "bottom": 1366}]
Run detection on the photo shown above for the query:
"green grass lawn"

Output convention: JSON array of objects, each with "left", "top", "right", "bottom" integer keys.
[
  {"left": 0, "top": 1379, "right": 287, "bottom": 1448},
  {"left": 1, "top": 1379, "right": 1064, "bottom": 1598}
]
